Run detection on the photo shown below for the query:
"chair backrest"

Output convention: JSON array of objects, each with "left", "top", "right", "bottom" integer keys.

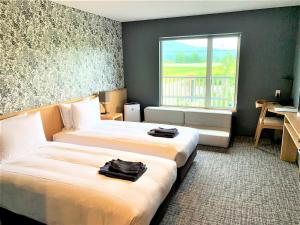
[
  {"left": 255, "top": 99, "right": 266, "bottom": 109},
  {"left": 258, "top": 101, "right": 268, "bottom": 124}
]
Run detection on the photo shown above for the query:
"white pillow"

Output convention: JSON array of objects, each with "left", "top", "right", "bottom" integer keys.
[
  {"left": 59, "top": 103, "right": 73, "bottom": 129},
  {"left": 59, "top": 98, "right": 93, "bottom": 129},
  {"left": 0, "top": 112, "right": 47, "bottom": 162},
  {"left": 0, "top": 113, "right": 27, "bottom": 161},
  {"left": 71, "top": 97, "right": 100, "bottom": 129}
]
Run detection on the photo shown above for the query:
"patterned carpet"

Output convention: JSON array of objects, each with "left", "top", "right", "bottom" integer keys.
[{"left": 160, "top": 137, "right": 300, "bottom": 225}]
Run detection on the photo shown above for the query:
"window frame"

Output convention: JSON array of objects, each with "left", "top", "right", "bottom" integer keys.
[{"left": 159, "top": 33, "right": 241, "bottom": 111}]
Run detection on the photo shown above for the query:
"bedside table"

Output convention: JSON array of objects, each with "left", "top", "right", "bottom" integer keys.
[{"left": 101, "top": 113, "right": 123, "bottom": 121}]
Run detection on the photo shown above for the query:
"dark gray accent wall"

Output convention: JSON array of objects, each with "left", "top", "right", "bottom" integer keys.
[
  {"left": 292, "top": 11, "right": 300, "bottom": 107},
  {"left": 122, "top": 7, "right": 299, "bottom": 135}
]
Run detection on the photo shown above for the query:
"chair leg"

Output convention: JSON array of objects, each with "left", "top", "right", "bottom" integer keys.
[
  {"left": 255, "top": 128, "right": 262, "bottom": 147},
  {"left": 254, "top": 124, "right": 259, "bottom": 140},
  {"left": 254, "top": 120, "right": 261, "bottom": 141}
]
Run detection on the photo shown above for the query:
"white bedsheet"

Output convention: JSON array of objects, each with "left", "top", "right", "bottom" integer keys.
[
  {"left": 0, "top": 142, "right": 177, "bottom": 225},
  {"left": 53, "top": 120, "right": 199, "bottom": 168}
]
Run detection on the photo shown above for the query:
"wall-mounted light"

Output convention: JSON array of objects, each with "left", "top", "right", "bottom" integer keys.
[{"left": 99, "top": 91, "right": 110, "bottom": 114}]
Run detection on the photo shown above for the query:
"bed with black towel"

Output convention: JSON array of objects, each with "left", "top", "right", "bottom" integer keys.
[
  {"left": 54, "top": 97, "right": 199, "bottom": 183},
  {"left": 1, "top": 112, "right": 178, "bottom": 225},
  {"left": 1, "top": 142, "right": 176, "bottom": 225}
]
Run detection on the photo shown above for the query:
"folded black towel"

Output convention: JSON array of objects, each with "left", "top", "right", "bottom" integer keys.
[
  {"left": 156, "top": 127, "right": 178, "bottom": 134},
  {"left": 148, "top": 127, "right": 179, "bottom": 138},
  {"left": 110, "top": 159, "right": 145, "bottom": 175},
  {"left": 99, "top": 159, "right": 147, "bottom": 182}
]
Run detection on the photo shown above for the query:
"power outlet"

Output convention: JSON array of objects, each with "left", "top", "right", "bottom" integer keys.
[{"left": 275, "top": 90, "right": 281, "bottom": 98}]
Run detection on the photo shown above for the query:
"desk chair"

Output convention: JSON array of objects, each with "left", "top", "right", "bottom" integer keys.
[{"left": 254, "top": 100, "right": 284, "bottom": 147}]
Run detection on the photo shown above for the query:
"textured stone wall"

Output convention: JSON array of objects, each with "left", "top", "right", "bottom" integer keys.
[{"left": 0, "top": 0, "right": 124, "bottom": 114}]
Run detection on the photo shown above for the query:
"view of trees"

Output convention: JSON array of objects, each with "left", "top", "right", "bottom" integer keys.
[
  {"left": 163, "top": 52, "right": 236, "bottom": 78},
  {"left": 161, "top": 37, "right": 239, "bottom": 109},
  {"left": 175, "top": 52, "right": 206, "bottom": 63}
]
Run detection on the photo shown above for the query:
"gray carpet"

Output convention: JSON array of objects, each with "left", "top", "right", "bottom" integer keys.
[{"left": 160, "top": 136, "right": 300, "bottom": 225}]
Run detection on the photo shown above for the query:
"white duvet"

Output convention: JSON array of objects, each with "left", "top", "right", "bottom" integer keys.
[
  {"left": 0, "top": 142, "right": 177, "bottom": 225},
  {"left": 54, "top": 120, "right": 199, "bottom": 168}
]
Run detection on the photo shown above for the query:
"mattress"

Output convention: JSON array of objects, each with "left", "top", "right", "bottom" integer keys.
[
  {"left": 53, "top": 120, "right": 199, "bottom": 168},
  {"left": 0, "top": 142, "right": 177, "bottom": 225}
]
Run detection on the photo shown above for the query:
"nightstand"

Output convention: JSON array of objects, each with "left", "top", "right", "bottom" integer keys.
[{"left": 101, "top": 113, "right": 123, "bottom": 121}]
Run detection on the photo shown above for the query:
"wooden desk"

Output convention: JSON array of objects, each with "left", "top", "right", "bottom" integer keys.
[
  {"left": 280, "top": 113, "right": 300, "bottom": 174},
  {"left": 256, "top": 100, "right": 285, "bottom": 115},
  {"left": 267, "top": 107, "right": 287, "bottom": 116},
  {"left": 267, "top": 103, "right": 297, "bottom": 116}
]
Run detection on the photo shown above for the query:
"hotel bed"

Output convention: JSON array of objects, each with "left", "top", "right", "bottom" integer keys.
[
  {"left": 54, "top": 120, "right": 199, "bottom": 168},
  {"left": 1, "top": 142, "right": 176, "bottom": 225},
  {"left": 0, "top": 112, "right": 177, "bottom": 225},
  {"left": 53, "top": 97, "right": 199, "bottom": 182}
]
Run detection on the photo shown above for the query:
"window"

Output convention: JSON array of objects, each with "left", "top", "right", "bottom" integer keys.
[{"left": 159, "top": 33, "right": 240, "bottom": 109}]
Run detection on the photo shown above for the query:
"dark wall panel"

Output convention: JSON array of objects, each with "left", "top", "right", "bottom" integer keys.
[
  {"left": 292, "top": 11, "right": 300, "bottom": 107},
  {"left": 122, "top": 7, "right": 299, "bottom": 135}
]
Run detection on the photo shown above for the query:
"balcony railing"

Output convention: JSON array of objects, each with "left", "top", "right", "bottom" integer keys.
[{"left": 161, "top": 75, "right": 236, "bottom": 108}]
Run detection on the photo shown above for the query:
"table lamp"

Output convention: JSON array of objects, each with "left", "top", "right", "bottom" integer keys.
[{"left": 99, "top": 91, "right": 110, "bottom": 114}]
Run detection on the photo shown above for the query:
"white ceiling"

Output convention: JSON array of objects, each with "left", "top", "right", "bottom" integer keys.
[{"left": 52, "top": 0, "right": 300, "bottom": 22}]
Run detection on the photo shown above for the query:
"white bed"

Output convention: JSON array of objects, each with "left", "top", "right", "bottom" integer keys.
[
  {"left": 1, "top": 142, "right": 177, "bottom": 225},
  {"left": 53, "top": 120, "right": 199, "bottom": 168}
]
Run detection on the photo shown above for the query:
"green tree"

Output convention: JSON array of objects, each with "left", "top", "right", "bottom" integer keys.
[
  {"left": 190, "top": 52, "right": 200, "bottom": 63},
  {"left": 175, "top": 52, "right": 186, "bottom": 63}
]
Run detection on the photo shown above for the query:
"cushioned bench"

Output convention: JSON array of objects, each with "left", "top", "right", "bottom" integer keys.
[
  {"left": 144, "top": 107, "right": 232, "bottom": 148},
  {"left": 144, "top": 106, "right": 185, "bottom": 126},
  {"left": 184, "top": 108, "right": 232, "bottom": 148}
]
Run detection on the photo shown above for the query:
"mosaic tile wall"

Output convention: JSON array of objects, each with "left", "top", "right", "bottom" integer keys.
[{"left": 0, "top": 0, "right": 124, "bottom": 114}]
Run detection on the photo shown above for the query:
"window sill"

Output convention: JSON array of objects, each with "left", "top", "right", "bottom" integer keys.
[{"left": 159, "top": 105, "right": 237, "bottom": 113}]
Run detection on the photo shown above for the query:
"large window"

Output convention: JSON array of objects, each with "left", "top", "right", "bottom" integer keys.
[{"left": 160, "top": 33, "right": 240, "bottom": 109}]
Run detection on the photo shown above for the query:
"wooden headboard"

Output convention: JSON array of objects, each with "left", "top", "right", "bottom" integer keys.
[
  {"left": 0, "top": 95, "right": 97, "bottom": 141},
  {"left": 100, "top": 88, "right": 127, "bottom": 113}
]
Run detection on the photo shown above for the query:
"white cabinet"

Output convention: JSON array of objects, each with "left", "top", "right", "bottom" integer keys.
[{"left": 124, "top": 103, "right": 141, "bottom": 122}]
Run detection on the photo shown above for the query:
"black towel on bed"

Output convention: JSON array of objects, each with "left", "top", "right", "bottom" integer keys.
[
  {"left": 110, "top": 159, "right": 145, "bottom": 175},
  {"left": 148, "top": 127, "right": 179, "bottom": 138},
  {"left": 99, "top": 159, "right": 147, "bottom": 182}
]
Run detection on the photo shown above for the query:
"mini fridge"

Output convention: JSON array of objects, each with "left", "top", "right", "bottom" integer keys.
[{"left": 124, "top": 102, "right": 141, "bottom": 122}]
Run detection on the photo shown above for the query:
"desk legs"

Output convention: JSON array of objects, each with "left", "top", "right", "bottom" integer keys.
[{"left": 281, "top": 126, "right": 298, "bottom": 162}]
